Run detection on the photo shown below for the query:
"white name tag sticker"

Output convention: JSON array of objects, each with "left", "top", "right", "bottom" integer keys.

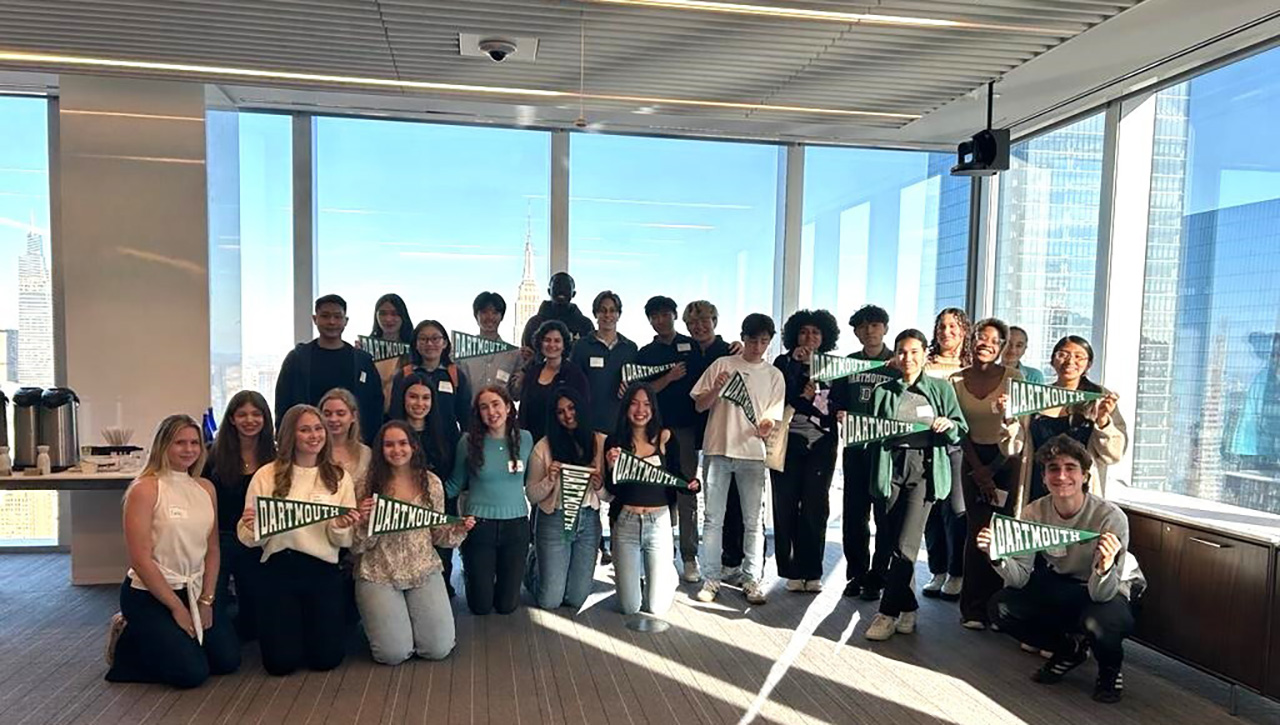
[
  {"left": 438, "top": 381, "right": 454, "bottom": 395},
  {"left": 916, "top": 405, "right": 935, "bottom": 419},
  {"left": 359, "top": 371, "right": 367, "bottom": 384},
  {"left": 496, "top": 369, "right": 511, "bottom": 383},
  {"left": 1045, "top": 547, "right": 1068, "bottom": 558},
  {"left": 167, "top": 506, "right": 188, "bottom": 520},
  {"left": 590, "top": 356, "right": 605, "bottom": 368},
  {"left": 508, "top": 459, "right": 525, "bottom": 474},
  {"left": 310, "top": 493, "right": 329, "bottom": 503},
  {"left": 676, "top": 342, "right": 691, "bottom": 353}
]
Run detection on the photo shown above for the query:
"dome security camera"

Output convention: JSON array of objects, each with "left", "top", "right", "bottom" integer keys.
[{"left": 478, "top": 39, "right": 517, "bottom": 63}]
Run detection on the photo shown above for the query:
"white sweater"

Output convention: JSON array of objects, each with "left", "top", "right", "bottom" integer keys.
[{"left": 237, "top": 462, "right": 357, "bottom": 564}]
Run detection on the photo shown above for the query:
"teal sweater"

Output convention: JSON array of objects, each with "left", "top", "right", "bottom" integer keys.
[
  {"left": 867, "top": 374, "right": 968, "bottom": 502},
  {"left": 445, "top": 431, "right": 533, "bottom": 520}
]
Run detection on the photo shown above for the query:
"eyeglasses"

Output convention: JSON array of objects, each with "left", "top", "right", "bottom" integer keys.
[
  {"left": 418, "top": 335, "right": 445, "bottom": 344},
  {"left": 1052, "top": 351, "right": 1090, "bottom": 364}
]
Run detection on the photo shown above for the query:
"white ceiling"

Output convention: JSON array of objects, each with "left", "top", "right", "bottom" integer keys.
[{"left": 0, "top": 0, "right": 1276, "bottom": 146}]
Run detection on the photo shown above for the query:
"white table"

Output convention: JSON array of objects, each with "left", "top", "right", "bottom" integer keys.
[{"left": 1, "top": 472, "right": 135, "bottom": 585}]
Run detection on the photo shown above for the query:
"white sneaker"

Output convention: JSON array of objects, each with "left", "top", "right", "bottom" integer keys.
[
  {"left": 896, "top": 610, "right": 917, "bottom": 634},
  {"left": 864, "top": 613, "right": 898, "bottom": 641},
  {"left": 961, "top": 619, "right": 986, "bottom": 630},
  {"left": 722, "top": 566, "right": 743, "bottom": 585},
  {"left": 804, "top": 579, "right": 823, "bottom": 593},
  {"left": 105, "top": 612, "right": 126, "bottom": 666},
  {"left": 922, "top": 572, "right": 946, "bottom": 597},
  {"left": 786, "top": 578, "right": 806, "bottom": 592},
  {"left": 743, "top": 579, "right": 768, "bottom": 605},
  {"left": 682, "top": 560, "right": 701, "bottom": 583},
  {"left": 940, "top": 575, "right": 963, "bottom": 600},
  {"left": 696, "top": 580, "right": 720, "bottom": 603}
]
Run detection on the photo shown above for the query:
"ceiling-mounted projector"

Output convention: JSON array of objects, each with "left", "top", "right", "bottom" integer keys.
[{"left": 952, "top": 82, "right": 1009, "bottom": 177}]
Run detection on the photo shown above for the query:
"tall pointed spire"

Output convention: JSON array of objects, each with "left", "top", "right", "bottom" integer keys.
[
  {"left": 521, "top": 206, "right": 534, "bottom": 281},
  {"left": 513, "top": 203, "right": 541, "bottom": 343}
]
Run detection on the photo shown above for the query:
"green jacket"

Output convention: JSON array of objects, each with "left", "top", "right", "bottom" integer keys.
[{"left": 867, "top": 374, "right": 968, "bottom": 501}]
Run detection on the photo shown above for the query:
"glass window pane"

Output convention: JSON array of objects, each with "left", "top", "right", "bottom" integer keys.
[
  {"left": 993, "top": 113, "right": 1106, "bottom": 371},
  {"left": 802, "top": 147, "right": 970, "bottom": 343},
  {"left": 0, "top": 96, "right": 56, "bottom": 545},
  {"left": 315, "top": 118, "right": 549, "bottom": 347},
  {"left": 1130, "top": 46, "right": 1280, "bottom": 514},
  {"left": 569, "top": 134, "right": 777, "bottom": 344}
]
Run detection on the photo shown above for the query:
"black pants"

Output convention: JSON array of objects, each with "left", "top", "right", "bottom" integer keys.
[
  {"left": 960, "top": 443, "right": 1019, "bottom": 622},
  {"left": 257, "top": 550, "right": 347, "bottom": 676},
  {"left": 722, "top": 474, "right": 745, "bottom": 568},
  {"left": 925, "top": 446, "right": 966, "bottom": 577},
  {"left": 105, "top": 579, "right": 240, "bottom": 688},
  {"left": 436, "top": 495, "right": 460, "bottom": 595},
  {"left": 216, "top": 530, "right": 262, "bottom": 640},
  {"left": 770, "top": 434, "right": 837, "bottom": 580},
  {"left": 878, "top": 449, "right": 934, "bottom": 617},
  {"left": 842, "top": 445, "right": 890, "bottom": 587},
  {"left": 989, "top": 569, "right": 1136, "bottom": 669},
  {"left": 461, "top": 517, "right": 530, "bottom": 615}
]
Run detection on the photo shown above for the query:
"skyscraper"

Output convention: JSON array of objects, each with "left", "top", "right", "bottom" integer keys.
[
  {"left": 513, "top": 216, "right": 539, "bottom": 343},
  {"left": 0, "top": 328, "right": 17, "bottom": 385},
  {"left": 17, "top": 227, "right": 54, "bottom": 388}
]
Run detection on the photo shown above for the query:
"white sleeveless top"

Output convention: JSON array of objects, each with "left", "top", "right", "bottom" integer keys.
[{"left": 127, "top": 470, "right": 215, "bottom": 641}]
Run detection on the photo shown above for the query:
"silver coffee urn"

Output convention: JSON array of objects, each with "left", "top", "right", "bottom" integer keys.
[
  {"left": 12, "top": 387, "right": 42, "bottom": 470},
  {"left": 38, "top": 387, "right": 80, "bottom": 471}
]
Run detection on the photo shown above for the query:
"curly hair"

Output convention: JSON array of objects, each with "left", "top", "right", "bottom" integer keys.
[
  {"left": 466, "top": 386, "right": 523, "bottom": 477},
  {"left": 781, "top": 309, "right": 840, "bottom": 353},
  {"left": 533, "top": 319, "right": 572, "bottom": 360},
  {"left": 929, "top": 307, "right": 974, "bottom": 367},
  {"left": 1035, "top": 433, "right": 1095, "bottom": 492}
]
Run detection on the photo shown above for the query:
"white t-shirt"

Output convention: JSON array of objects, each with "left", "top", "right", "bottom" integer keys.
[{"left": 691, "top": 355, "right": 785, "bottom": 461}]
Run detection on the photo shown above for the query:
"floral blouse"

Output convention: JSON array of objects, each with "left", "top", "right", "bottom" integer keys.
[{"left": 352, "top": 471, "right": 468, "bottom": 589}]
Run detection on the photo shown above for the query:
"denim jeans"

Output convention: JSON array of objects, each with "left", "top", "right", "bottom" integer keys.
[
  {"left": 612, "top": 508, "right": 677, "bottom": 616},
  {"left": 532, "top": 506, "right": 602, "bottom": 610},
  {"left": 700, "top": 455, "right": 767, "bottom": 584},
  {"left": 355, "top": 572, "right": 455, "bottom": 665}
]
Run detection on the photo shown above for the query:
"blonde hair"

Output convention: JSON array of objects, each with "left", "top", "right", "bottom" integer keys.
[
  {"left": 139, "top": 414, "right": 206, "bottom": 480},
  {"left": 682, "top": 300, "right": 719, "bottom": 325},
  {"left": 273, "top": 404, "right": 343, "bottom": 497},
  {"left": 318, "top": 387, "right": 363, "bottom": 460}
]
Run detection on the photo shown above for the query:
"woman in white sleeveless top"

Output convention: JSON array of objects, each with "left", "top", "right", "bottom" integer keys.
[{"left": 105, "top": 415, "right": 241, "bottom": 688}]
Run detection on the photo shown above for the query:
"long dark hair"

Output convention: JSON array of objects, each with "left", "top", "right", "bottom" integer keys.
[
  {"left": 409, "top": 319, "right": 454, "bottom": 367},
  {"left": 605, "top": 383, "right": 663, "bottom": 454},
  {"left": 929, "top": 307, "right": 974, "bottom": 366},
  {"left": 365, "top": 420, "right": 433, "bottom": 500},
  {"left": 466, "top": 386, "right": 522, "bottom": 476},
  {"left": 389, "top": 373, "right": 448, "bottom": 473},
  {"left": 370, "top": 293, "right": 413, "bottom": 343},
  {"left": 208, "top": 390, "right": 276, "bottom": 487},
  {"left": 545, "top": 386, "right": 596, "bottom": 467}
]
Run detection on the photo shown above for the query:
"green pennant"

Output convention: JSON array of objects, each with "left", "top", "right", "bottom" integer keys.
[
  {"left": 621, "top": 362, "right": 676, "bottom": 385},
  {"left": 1007, "top": 378, "right": 1105, "bottom": 417},
  {"left": 809, "top": 353, "right": 888, "bottom": 383},
  {"left": 719, "top": 371, "right": 758, "bottom": 426},
  {"left": 254, "top": 495, "right": 355, "bottom": 541},
  {"left": 366, "top": 493, "right": 461, "bottom": 536},
  {"left": 357, "top": 335, "right": 411, "bottom": 362},
  {"left": 840, "top": 413, "right": 930, "bottom": 446},
  {"left": 558, "top": 463, "right": 595, "bottom": 537},
  {"left": 614, "top": 450, "right": 688, "bottom": 488},
  {"left": 988, "top": 512, "right": 1100, "bottom": 561},
  {"left": 451, "top": 331, "right": 518, "bottom": 360}
]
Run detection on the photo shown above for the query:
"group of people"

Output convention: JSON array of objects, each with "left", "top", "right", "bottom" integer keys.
[{"left": 102, "top": 273, "right": 1144, "bottom": 705}]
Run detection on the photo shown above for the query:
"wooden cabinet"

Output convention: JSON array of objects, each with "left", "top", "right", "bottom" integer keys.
[
  {"left": 1269, "top": 556, "right": 1280, "bottom": 699},
  {"left": 1124, "top": 508, "right": 1276, "bottom": 693}
]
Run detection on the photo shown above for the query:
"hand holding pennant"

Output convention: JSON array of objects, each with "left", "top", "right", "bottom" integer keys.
[
  {"left": 452, "top": 331, "right": 518, "bottom": 360},
  {"left": 621, "top": 362, "right": 676, "bottom": 386},
  {"left": 357, "top": 335, "right": 411, "bottom": 362},
  {"left": 983, "top": 512, "right": 1100, "bottom": 561},
  {"left": 840, "top": 413, "right": 929, "bottom": 446},
  {"left": 718, "top": 371, "right": 758, "bottom": 426},
  {"left": 809, "top": 353, "right": 888, "bottom": 383},
  {"left": 614, "top": 450, "right": 689, "bottom": 488},
  {"left": 254, "top": 495, "right": 357, "bottom": 542},
  {"left": 366, "top": 493, "right": 463, "bottom": 537},
  {"left": 1006, "top": 378, "right": 1104, "bottom": 417},
  {"left": 558, "top": 464, "right": 595, "bottom": 537}
]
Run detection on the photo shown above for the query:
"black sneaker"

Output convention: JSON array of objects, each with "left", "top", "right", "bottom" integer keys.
[
  {"left": 859, "top": 583, "right": 882, "bottom": 601},
  {"left": 1031, "top": 641, "right": 1088, "bottom": 684},
  {"left": 1093, "top": 667, "right": 1124, "bottom": 704},
  {"left": 843, "top": 579, "right": 861, "bottom": 597}
]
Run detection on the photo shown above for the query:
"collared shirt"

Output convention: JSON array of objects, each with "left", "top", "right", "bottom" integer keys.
[
  {"left": 635, "top": 332, "right": 700, "bottom": 429},
  {"left": 569, "top": 331, "right": 638, "bottom": 433},
  {"left": 456, "top": 335, "right": 520, "bottom": 401}
]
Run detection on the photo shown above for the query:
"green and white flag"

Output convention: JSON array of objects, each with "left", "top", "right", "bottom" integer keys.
[
  {"left": 558, "top": 464, "right": 595, "bottom": 536},
  {"left": 810, "top": 353, "right": 887, "bottom": 383},
  {"left": 366, "top": 493, "right": 461, "bottom": 537},
  {"left": 1007, "top": 379, "right": 1105, "bottom": 417},
  {"left": 840, "top": 413, "right": 930, "bottom": 446},
  {"left": 988, "top": 512, "right": 1100, "bottom": 561},
  {"left": 357, "top": 335, "right": 410, "bottom": 362},
  {"left": 614, "top": 450, "right": 688, "bottom": 488},
  {"left": 254, "top": 495, "right": 355, "bottom": 541},
  {"left": 451, "top": 331, "right": 518, "bottom": 360},
  {"left": 719, "top": 371, "right": 758, "bottom": 426},
  {"left": 621, "top": 362, "right": 676, "bottom": 385}
]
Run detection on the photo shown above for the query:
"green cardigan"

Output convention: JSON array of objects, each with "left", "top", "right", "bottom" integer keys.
[{"left": 867, "top": 374, "right": 969, "bottom": 501}]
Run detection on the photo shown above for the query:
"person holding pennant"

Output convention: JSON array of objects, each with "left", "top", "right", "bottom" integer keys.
[
  {"left": 237, "top": 404, "right": 360, "bottom": 676},
  {"left": 456, "top": 292, "right": 521, "bottom": 401},
  {"left": 361, "top": 293, "right": 413, "bottom": 414},
  {"left": 949, "top": 318, "right": 1027, "bottom": 630},
  {"left": 1021, "top": 336, "right": 1127, "bottom": 501},
  {"left": 691, "top": 313, "right": 786, "bottom": 606},
  {"left": 352, "top": 422, "right": 475, "bottom": 665},
  {"left": 525, "top": 387, "right": 606, "bottom": 610},
  {"left": 390, "top": 320, "right": 472, "bottom": 471},
  {"left": 830, "top": 305, "right": 900, "bottom": 600},
  {"left": 978, "top": 435, "right": 1144, "bottom": 704},
  {"left": 604, "top": 383, "right": 701, "bottom": 617},
  {"left": 105, "top": 415, "right": 241, "bottom": 688},
  {"left": 771, "top": 309, "right": 841, "bottom": 594},
  {"left": 863, "top": 330, "right": 969, "bottom": 641},
  {"left": 446, "top": 386, "right": 534, "bottom": 616},
  {"left": 513, "top": 319, "right": 591, "bottom": 443}
]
